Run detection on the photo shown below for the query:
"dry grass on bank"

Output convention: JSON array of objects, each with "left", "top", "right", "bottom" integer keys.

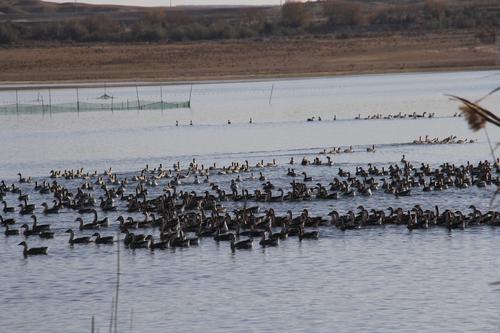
[{"left": 0, "top": 32, "right": 497, "bottom": 83}]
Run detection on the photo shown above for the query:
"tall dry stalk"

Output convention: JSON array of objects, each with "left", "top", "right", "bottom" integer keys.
[
  {"left": 108, "top": 296, "right": 114, "bottom": 333},
  {"left": 447, "top": 94, "right": 500, "bottom": 132},
  {"left": 447, "top": 89, "right": 500, "bottom": 162},
  {"left": 448, "top": 86, "right": 500, "bottom": 207}
]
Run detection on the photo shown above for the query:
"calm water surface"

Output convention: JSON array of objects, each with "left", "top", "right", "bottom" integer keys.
[{"left": 1, "top": 71, "right": 500, "bottom": 333}]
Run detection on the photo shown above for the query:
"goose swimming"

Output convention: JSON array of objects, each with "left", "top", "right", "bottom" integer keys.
[
  {"left": 65, "top": 229, "right": 92, "bottom": 245},
  {"left": 2, "top": 201, "right": 15, "bottom": 213},
  {"left": 76, "top": 217, "right": 100, "bottom": 231},
  {"left": 259, "top": 232, "right": 279, "bottom": 247},
  {"left": 18, "top": 241, "right": 47, "bottom": 257},
  {"left": 92, "top": 232, "right": 114, "bottom": 244},
  {"left": 4, "top": 224, "right": 19, "bottom": 236},
  {"left": 230, "top": 234, "right": 252, "bottom": 251}
]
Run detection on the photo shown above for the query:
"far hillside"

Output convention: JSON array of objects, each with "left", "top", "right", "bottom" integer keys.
[
  {"left": 0, "top": 0, "right": 498, "bottom": 44},
  {"left": 0, "top": 0, "right": 138, "bottom": 15}
]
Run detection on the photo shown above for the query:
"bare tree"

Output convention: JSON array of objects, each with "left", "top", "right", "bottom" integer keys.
[
  {"left": 281, "top": 2, "right": 311, "bottom": 28},
  {"left": 424, "top": 0, "right": 448, "bottom": 20},
  {"left": 323, "top": 0, "right": 363, "bottom": 27}
]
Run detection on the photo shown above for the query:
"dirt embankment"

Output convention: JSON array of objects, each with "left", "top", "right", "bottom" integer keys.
[{"left": 0, "top": 32, "right": 498, "bottom": 84}]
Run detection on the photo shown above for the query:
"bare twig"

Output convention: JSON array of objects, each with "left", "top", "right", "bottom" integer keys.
[
  {"left": 483, "top": 127, "right": 497, "bottom": 163},
  {"left": 108, "top": 297, "right": 114, "bottom": 333},
  {"left": 446, "top": 94, "right": 500, "bottom": 131},
  {"left": 448, "top": 89, "right": 500, "bottom": 208},
  {"left": 489, "top": 186, "right": 500, "bottom": 208},
  {"left": 476, "top": 86, "right": 500, "bottom": 103}
]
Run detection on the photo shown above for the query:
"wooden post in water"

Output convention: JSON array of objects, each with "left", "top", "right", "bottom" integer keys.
[
  {"left": 15, "top": 89, "right": 19, "bottom": 114},
  {"left": 189, "top": 84, "right": 193, "bottom": 108},
  {"left": 160, "top": 86, "right": 164, "bottom": 112},
  {"left": 269, "top": 84, "right": 274, "bottom": 105},
  {"left": 41, "top": 94, "right": 45, "bottom": 116},
  {"left": 135, "top": 86, "right": 141, "bottom": 110},
  {"left": 48, "top": 88, "right": 52, "bottom": 113},
  {"left": 76, "top": 88, "right": 80, "bottom": 112},
  {"left": 91, "top": 316, "right": 95, "bottom": 333}
]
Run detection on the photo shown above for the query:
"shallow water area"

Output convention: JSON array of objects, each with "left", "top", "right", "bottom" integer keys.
[{"left": 1, "top": 70, "right": 500, "bottom": 333}]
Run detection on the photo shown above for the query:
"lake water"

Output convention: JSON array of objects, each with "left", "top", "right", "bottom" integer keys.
[{"left": 1, "top": 70, "right": 500, "bottom": 333}]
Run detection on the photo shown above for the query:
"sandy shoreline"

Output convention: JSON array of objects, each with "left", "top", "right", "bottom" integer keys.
[
  {"left": 0, "top": 32, "right": 498, "bottom": 90},
  {"left": 0, "top": 67, "right": 498, "bottom": 91}
]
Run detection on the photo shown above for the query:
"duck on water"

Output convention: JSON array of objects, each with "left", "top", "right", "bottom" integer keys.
[
  {"left": 18, "top": 241, "right": 47, "bottom": 257},
  {"left": 1, "top": 157, "right": 500, "bottom": 258}
]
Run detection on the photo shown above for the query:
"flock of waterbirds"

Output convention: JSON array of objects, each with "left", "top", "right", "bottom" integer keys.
[
  {"left": 2, "top": 152, "right": 499, "bottom": 257},
  {"left": 315, "top": 135, "right": 475, "bottom": 156},
  {"left": 412, "top": 135, "right": 476, "bottom": 145},
  {"left": 173, "top": 111, "right": 459, "bottom": 127}
]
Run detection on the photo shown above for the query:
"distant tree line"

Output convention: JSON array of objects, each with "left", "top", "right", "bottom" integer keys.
[{"left": 0, "top": 0, "right": 499, "bottom": 45}]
